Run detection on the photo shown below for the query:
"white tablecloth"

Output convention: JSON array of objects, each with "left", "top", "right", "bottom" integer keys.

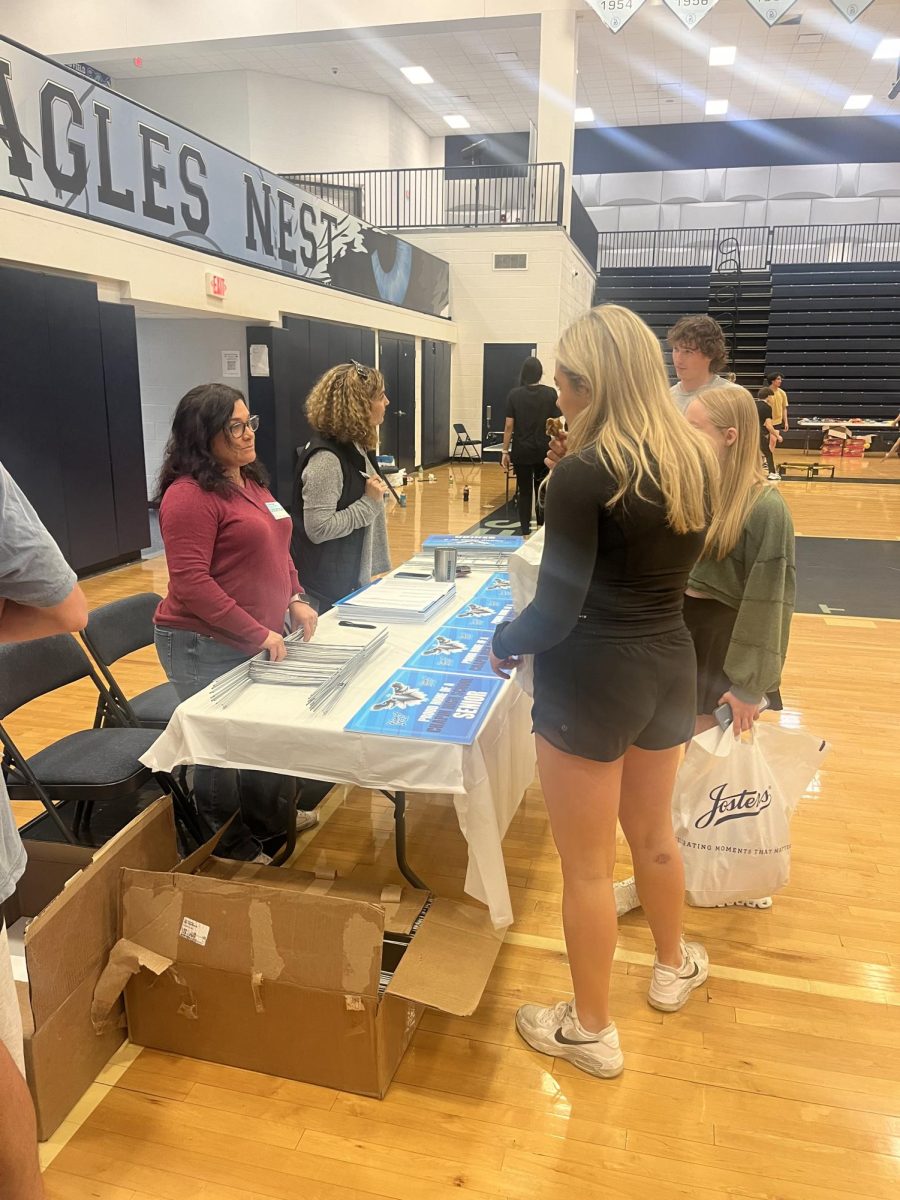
[{"left": 142, "top": 571, "right": 536, "bottom": 928}]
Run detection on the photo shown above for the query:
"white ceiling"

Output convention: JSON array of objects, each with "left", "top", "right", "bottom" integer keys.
[{"left": 78, "top": 1, "right": 900, "bottom": 137}]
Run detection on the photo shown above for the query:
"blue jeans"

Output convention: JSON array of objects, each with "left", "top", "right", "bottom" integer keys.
[{"left": 154, "top": 627, "right": 294, "bottom": 860}]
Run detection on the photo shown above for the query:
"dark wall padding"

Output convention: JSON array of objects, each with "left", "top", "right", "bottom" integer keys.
[
  {"left": 422, "top": 339, "right": 452, "bottom": 467},
  {"left": 99, "top": 304, "right": 151, "bottom": 557},
  {"left": 0, "top": 265, "right": 149, "bottom": 572},
  {"left": 246, "top": 317, "right": 377, "bottom": 509}
]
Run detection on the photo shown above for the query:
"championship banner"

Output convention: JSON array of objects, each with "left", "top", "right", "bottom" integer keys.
[
  {"left": 0, "top": 36, "right": 449, "bottom": 318},
  {"left": 585, "top": 0, "right": 648, "bottom": 33},
  {"left": 827, "top": 0, "right": 877, "bottom": 20},
  {"left": 743, "top": 0, "right": 800, "bottom": 25},
  {"left": 662, "top": 0, "right": 722, "bottom": 29}
]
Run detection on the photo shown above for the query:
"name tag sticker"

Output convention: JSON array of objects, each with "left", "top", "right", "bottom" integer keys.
[{"left": 266, "top": 501, "right": 290, "bottom": 520}]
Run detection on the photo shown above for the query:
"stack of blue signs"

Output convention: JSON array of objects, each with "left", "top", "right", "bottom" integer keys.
[
  {"left": 423, "top": 534, "right": 524, "bottom": 553},
  {"left": 345, "top": 573, "right": 515, "bottom": 745}
]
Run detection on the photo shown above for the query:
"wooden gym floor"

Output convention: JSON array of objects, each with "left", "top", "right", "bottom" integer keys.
[{"left": 12, "top": 463, "right": 900, "bottom": 1200}]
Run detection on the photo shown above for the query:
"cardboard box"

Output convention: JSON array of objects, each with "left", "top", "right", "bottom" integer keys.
[
  {"left": 93, "top": 822, "right": 504, "bottom": 1097},
  {"left": 2, "top": 800, "right": 177, "bottom": 1139}
]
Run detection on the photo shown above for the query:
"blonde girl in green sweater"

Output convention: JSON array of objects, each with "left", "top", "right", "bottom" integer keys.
[
  {"left": 681, "top": 385, "right": 795, "bottom": 739},
  {"left": 616, "top": 385, "right": 795, "bottom": 914}
]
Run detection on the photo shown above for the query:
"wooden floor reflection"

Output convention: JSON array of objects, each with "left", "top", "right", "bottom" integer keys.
[{"left": 16, "top": 464, "right": 900, "bottom": 1200}]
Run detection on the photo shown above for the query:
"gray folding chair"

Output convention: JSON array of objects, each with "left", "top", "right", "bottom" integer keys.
[
  {"left": 81, "top": 593, "right": 180, "bottom": 730},
  {"left": 0, "top": 633, "right": 203, "bottom": 846}
]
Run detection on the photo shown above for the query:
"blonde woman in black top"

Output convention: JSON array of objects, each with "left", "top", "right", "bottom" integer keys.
[{"left": 490, "top": 306, "right": 717, "bottom": 1079}]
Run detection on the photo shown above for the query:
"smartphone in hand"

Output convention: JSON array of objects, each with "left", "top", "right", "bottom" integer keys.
[{"left": 714, "top": 696, "right": 770, "bottom": 731}]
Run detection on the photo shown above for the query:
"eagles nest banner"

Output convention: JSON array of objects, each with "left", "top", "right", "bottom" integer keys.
[{"left": 0, "top": 37, "right": 450, "bottom": 319}]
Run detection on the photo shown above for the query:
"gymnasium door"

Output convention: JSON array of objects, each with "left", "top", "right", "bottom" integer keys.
[
  {"left": 421, "top": 339, "right": 452, "bottom": 466},
  {"left": 378, "top": 334, "right": 416, "bottom": 469},
  {"left": 482, "top": 342, "right": 536, "bottom": 447}
]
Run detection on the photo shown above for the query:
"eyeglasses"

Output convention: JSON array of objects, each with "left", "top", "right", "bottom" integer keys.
[
  {"left": 226, "top": 414, "right": 260, "bottom": 438},
  {"left": 349, "top": 359, "right": 370, "bottom": 380}
]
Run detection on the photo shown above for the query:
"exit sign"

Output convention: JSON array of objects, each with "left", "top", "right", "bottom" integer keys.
[{"left": 206, "top": 272, "right": 227, "bottom": 298}]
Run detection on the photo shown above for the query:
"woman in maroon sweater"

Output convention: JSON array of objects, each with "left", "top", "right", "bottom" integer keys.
[{"left": 154, "top": 383, "right": 319, "bottom": 861}]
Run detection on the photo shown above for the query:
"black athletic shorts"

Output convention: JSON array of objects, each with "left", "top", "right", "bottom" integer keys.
[
  {"left": 532, "top": 624, "right": 697, "bottom": 762},
  {"left": 683, "top": 594, "right": 783, "bottom": 715}
]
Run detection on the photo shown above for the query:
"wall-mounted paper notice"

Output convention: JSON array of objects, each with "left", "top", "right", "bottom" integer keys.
[{"left": 249, "top": 343, "right": 270, "bottom": 377}]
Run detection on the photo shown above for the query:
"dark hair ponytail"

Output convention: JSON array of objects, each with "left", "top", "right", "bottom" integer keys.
[{"left": 154, "top": 383, "right": 268, "bottom": 505}]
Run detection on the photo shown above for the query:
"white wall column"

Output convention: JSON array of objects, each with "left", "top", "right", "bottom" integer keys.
[{"left": 535, "top": 7, "right": 578, "bottom": 229}]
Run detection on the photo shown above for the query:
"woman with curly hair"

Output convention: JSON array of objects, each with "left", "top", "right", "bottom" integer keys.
[
  {"left": 291, "top": 360, "right": 392, "bottom": 611},
  {"left": 154, "top": 383, "right": 319, "bottom": 861}
]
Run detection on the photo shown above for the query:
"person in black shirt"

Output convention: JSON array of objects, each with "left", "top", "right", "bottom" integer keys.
[
  {"left": 490, "top": 305, "right": 717, "bottom": 1080},
  {"left": 501, "top": 357, "right": 559, "bottom": 536}
]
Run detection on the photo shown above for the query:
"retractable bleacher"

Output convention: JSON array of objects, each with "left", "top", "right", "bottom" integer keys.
[{"left": 766, "top": 263, "right": 900, "bottom": 448}]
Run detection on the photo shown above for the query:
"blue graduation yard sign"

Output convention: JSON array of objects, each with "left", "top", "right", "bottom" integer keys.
[{"left": 346, "top": 573, "right": 514, "bottom": 744}]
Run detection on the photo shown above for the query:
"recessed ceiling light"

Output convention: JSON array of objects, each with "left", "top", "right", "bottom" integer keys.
[
  {"left": 574, "top": 107, "right": 595, "bottom": 123},
  {"left": 401, "top": 66, "right": 433, "bottom": 85},
  {"left": 494, "top": 51, "right": 519, "bottom": 64},
  {"left": 873, "top": 38, "right": 900, "bottom": 60},
  {"left": 709, "top": 46, "right": 736, "bottom": 66},
  {"left": 705, "top": 99, "right": 729, "bottom": 115},
  {"left": 443, "top": 114, "right": 470, "bottom": 129},
  {"left": 844, "top": 94, "right": 872, "bottom": 110}
]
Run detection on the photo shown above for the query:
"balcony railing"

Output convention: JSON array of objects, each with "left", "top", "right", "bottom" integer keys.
[
  {"left": 281, "top": 163, "right": 565, "bottom": 231},
  {"left": 596, "top": 224, "right": 900, "bottom": 270}
]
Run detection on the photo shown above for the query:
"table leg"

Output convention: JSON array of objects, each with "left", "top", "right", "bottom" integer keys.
[{"left": 380, "top": 790, "right": 428, "bottom": 890}]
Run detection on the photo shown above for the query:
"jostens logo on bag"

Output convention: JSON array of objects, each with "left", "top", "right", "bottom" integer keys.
[{"left": 694, "top": 781, "right": 773, "bottom": 830}]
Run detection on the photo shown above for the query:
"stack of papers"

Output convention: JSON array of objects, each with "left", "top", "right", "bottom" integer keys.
[{"left": 335, "top": 578, "right": 457, "bottom": 624}]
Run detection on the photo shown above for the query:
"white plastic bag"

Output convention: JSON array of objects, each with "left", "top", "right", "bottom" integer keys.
[
  {"left": 506, "top": 526, "right": 545, "bottom": 696},
  {"left": 673, "top": 723, "right": 829, "bottom": 907}
]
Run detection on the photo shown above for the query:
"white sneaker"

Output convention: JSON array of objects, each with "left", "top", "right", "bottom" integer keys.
[
  {"left": 614, "top": 876, "right": 640, "bottom": 917},
  {"left": 515, "top": 999, "right": 624, "bottom": 1078},
  {"left": 648, "top": 941, "right": 709, "bottom": 1012},
  {"left": 714, "top": 896, "right": 773, "bottom": 910},
  {"left": 296, "top": 810, "right": 320, "bottom": 833},
  {"left": 251, "top": 851, "right": 273, "bottom": 865},
  {"left": 768, "top": 472, "right": 781, "bottom": 482}
]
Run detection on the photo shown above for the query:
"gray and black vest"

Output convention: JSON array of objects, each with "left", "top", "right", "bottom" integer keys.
[{"left": 290, "top": 436, "right": 379, "bottom": 610}]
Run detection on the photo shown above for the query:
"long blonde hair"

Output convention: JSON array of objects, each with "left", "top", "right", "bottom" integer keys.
[
  {"left": 305, "top": 361, "right": 385, "bottom": 450},
  {"left": 559, "top": 305, "right": 716, "bottom": 534},
  {"left": 693, "top": 386, "right": 767, "bottom": 560}
]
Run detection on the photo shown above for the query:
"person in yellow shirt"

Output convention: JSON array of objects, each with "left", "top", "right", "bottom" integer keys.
[{"left": 765, "top": 372, "right": 789, "bottom": 430}]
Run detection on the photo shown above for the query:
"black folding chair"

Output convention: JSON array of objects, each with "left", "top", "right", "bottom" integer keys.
[
  {"left": 81, "top": 593, "right": 180, "bottom": 730},
  {"left": 451, "top": 422, "right": 482, "bottom": 461},
  {"left": 0, "top": 634, "right": 203, "bottom": 847}
]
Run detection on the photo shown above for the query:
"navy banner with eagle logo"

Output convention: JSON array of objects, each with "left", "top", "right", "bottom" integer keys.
[{"left": 0, "top": 37, "right": 449, "bottom": 318}]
